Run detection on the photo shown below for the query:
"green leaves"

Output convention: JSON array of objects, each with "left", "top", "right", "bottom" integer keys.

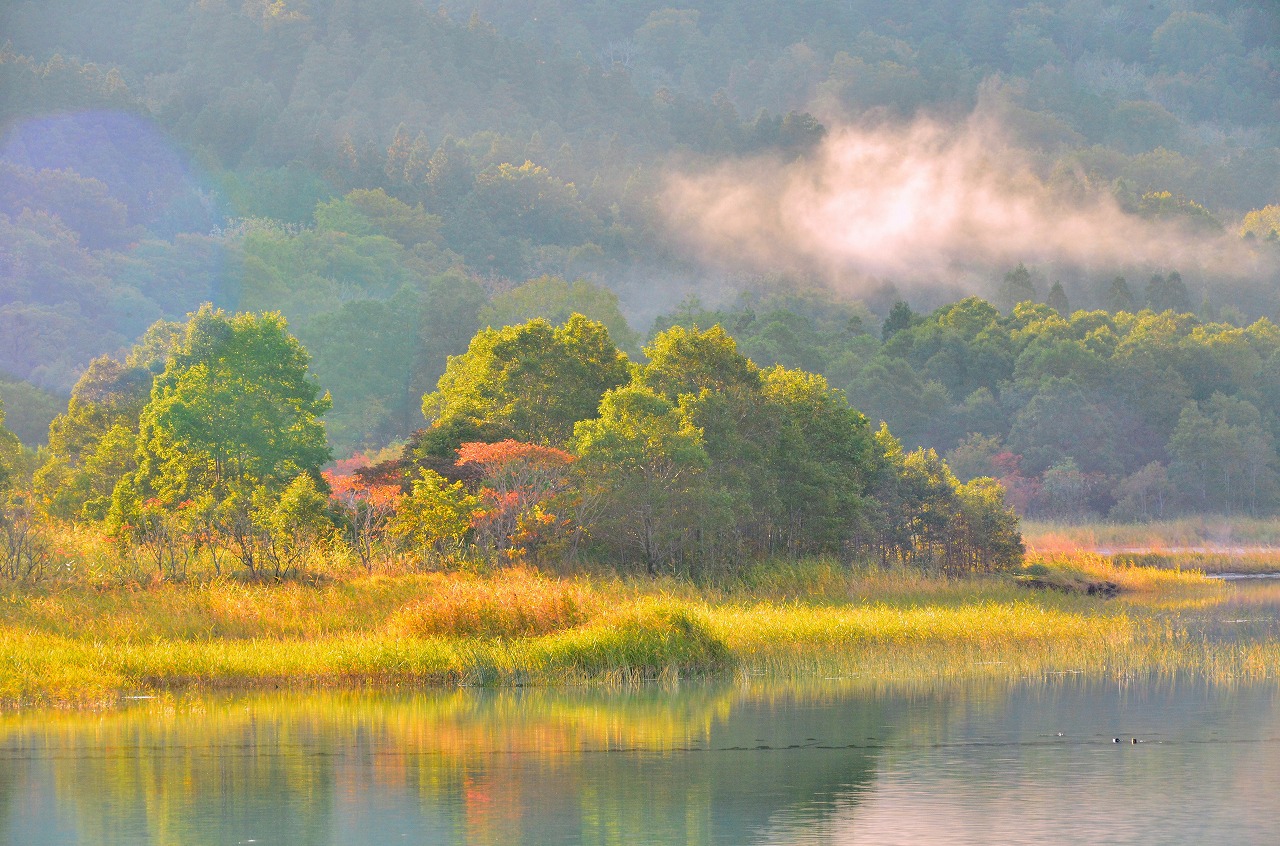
[
  {"left": 132, "top": 305, "right": 331, "bottom": 506},
  {"left": 421, "top": 314, "right": 629, "bottom": 454}
]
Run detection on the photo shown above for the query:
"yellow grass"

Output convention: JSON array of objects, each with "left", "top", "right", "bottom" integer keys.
[
  {"left": 1024, "top": 517, "right": 1280, "bottom": 555},
  {"left": 0, "top": 553, "right": 1275, "bottom": 707}
]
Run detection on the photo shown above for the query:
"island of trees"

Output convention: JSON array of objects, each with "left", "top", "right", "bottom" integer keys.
[{"left": 0, "top": 306, "right": 1022, "bottom": 581}]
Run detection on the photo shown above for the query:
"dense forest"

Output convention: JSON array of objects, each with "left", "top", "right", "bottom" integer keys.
[{"left": 1, "top": 0, "right": 1279, "bottom": 528}]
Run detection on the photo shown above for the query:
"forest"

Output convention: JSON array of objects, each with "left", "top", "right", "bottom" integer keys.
[{"left": 2, "top": 0, "right": 1280, "bottom": 551}]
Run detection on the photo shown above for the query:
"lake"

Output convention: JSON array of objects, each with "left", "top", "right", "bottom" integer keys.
[{"left": 4, "top": 581, "right": 1280, "bottom": 845}]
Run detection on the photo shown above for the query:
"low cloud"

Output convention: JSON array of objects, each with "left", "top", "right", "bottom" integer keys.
[{"left": 663, "top": 117, "right": 1260, "bottom": 296}]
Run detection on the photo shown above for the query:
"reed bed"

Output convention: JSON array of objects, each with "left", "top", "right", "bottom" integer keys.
[
  {"left": 1024, "top": 517, "right": 1280, "bottom": 560},
  {"left": 0, "top": 554, "right": 1275, "bottom": 707}
]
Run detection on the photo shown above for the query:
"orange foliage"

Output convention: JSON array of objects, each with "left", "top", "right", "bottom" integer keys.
[
  {"left": 325, "top": 471, "right": 403, "bottom": 510},
  {"left": 323, "top": 470, "right": 403, "bottom": 572},
  {"left": 456, "top": 440, "right": 574, "bottom": 473},
  {"left": 456, "top": 441, "right": 575, "bottom": 560}
]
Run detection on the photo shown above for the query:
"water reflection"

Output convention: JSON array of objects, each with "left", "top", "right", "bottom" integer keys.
[{"left": 5, "top": 580, "right": 1280, "bottom": 845}]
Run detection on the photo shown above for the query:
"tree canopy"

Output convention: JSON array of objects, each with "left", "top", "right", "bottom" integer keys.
[
  {"left": 130, "top": 305, "right": 331, "bottom": 505},
  {"left": 420, "top": 313, "right": 630, "bottom": 455}
]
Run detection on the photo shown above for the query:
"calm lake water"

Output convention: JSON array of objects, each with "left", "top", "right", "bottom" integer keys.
[{"left": 5, "top": 583, "right": 1280, "bottom": 845}]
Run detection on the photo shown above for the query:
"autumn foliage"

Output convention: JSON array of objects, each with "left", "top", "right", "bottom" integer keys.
[
  {"left": 457, "top": 440, "right": 575, "bottom": 560},
  {"left": 323, "top": 469, "right": 402, "bottom": 573}
]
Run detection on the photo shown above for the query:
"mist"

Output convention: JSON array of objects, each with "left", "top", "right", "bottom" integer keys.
[{"left": 663, "top": 116, "right": 1265, "bottom": 298}]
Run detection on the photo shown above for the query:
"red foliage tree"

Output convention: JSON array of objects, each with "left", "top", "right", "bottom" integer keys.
[
  {"left": 323, "top": 469, "right": 403, "bottom": 572},
  {"left": 456, "top": 440, "right": 575, "bottom": 560}
]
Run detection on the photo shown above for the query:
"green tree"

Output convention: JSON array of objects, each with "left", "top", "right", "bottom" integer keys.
[
  {"left": 1103, "top": 275, "right": 1135, "bottom": 313},
  {"left": 761, "top": 365, "right": 876, "bottom": 556},
  {"left": 1047, "top": 281, "right": 1069, "bottom": 316},
  {"left": 130, "top": 305, "right": 332, "bottom": 507},
  {"left": 255, "top": 473, "right": 333, "bottom": 578},
  {"left": 1144, "top": 271, "right": 1191, "bottom": 313},
  {"left": 0, "top": 397, "right": 23, "bottom": 492},
  {"left": 34, "top": 355, "right": 155, "bottom": 519},
  {"left": 952, "top": 477, "right": 1024, "bottom": 572},
  {"left": 389, "top": 469, "right": 480, "bottom": 564},
  {"left": 999, "top": 263, "right": 1037, "bottom": 312},
  {"left": 1150, "top": 11, "right": 1243, "bottom": 74},
  {"left": 32, "top": 318, "right": 182, "bottom": 521},
  {"left": 881, "top": 301, "right": 918, "bottom": 341},
  {"left": 640, "top": 324, "right": 780, "bottom": 559},
  {"left": 297, "top": 290, "right": 420, "bottom": 453},
  {"left": 313, "top": 188, "right": 442, "bottom": 249},
  {"left": 479, "top": 276, "right": 639, "bottom": 351},
  {"left": 420, "top": 314, "right": 629, "bottom": 455},
  {"left": 1110, "top": 461, "right": 1171, "bottom": 522},
  {"left": 571, "top": 384, "right": 711, "bottom": 575},
  {"left": 1169, "top": 394, "right": 1275, "bottom": 514}
]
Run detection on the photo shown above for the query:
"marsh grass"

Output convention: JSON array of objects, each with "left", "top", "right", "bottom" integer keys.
[
  {"left": 385, "top": 568, "right": 602, "bottom": 638},
  {"left": 1025, "top": 518, "right": 1280, "bottom": 560},
  {"left": 0, "top": 553, "right": 1274, "bottom": 706}
]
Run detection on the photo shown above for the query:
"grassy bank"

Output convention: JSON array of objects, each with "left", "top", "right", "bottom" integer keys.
[
  {"left": 1025, "top": 518, "right": 1280, "bottom": 574},
  {"left": 2, "top": 555, "right": 1273, "bottom": 707}
]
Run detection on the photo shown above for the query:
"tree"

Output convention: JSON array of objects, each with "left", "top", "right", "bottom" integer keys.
[
  {"left": 952, "top": 477, "right": 1024, "bottom": 572},
  {"left": 1150, "top": 11, "right": 1243, "bottom": 74},
  {"left": 862, "top": 425, "right": 1021, "bottom": 573},
  {"left": 881, "top": 301, "right": 918, "bottom": 341},
  {"left": 761, "top": 365, "right": 876, "bottom": 556},
  {"left": 1103, "top": 276, "right": 1135, "bottom": 313},
  {"left": 34, "top": 355, "right": 154, "bottom": 519},
  {"left": 389, "top": 469, "right": 480, "bottom": 564},
  {"left": 456, "top": 439, "right": 576, "bottom": 561},
  {"left": 1169, "top": 394, "right": 1274, "bottom": 514},
  {"left": 256, "top": 473, "right": 333, "bottom": 578},
  {"left": 479, "top": 276, "right": 639, "bottom": 351},
  {"left": 298, "top": 291, "right": 420, "bottom": 453},
  {"left": 313, "top": 188, "right": 442, "bottom": 249},
  {"left": 1038, "top": 458, "right": 1091, "bottom": 519},
  {"left": 1240, "top": 205, "right": 1280, "bottom": 241},
  {"left": 999, "top": 264, "right": 1037, "bottom": 312},
  {"left": 1047, "top": 281, "right": 1069, "bottom": 316},
  {"left": 420, "top": 314, "right": 629, "bottom": 455},
  {"left": 129, "top": 305, "right": 332, "bottom": 507},
  {"left": 641, "top": 324, "right": 761, "bottom": 400},
  {"left": 1145, "top": 272, "right": 1191, "bottom": 314},
  {"left": 571, "top": 385, "right": 711, "bottom": 575},
  {"left": 0, "top": 397, "right": 22, "bottom": 493},
  {"left": 324, "top": 469, "right": 403, "bottom": 573},
  {"left": 945, "top": 433, "right": 1005, "bottom": 482},
  {"left": 640, "top": 324, "right": 781, "bottom": 559},
  {"left": 1110, "top": 462, "right": 1171, "bottom": 522}
]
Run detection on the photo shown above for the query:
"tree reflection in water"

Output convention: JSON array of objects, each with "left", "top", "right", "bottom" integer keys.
[{"left": 3, "top": 677, "right": 1280, "bottom": 845}]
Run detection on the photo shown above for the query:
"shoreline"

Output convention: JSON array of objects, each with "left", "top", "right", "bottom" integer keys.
[{"left": 2, "top": 555, "right": 1275, "bottom": 709}]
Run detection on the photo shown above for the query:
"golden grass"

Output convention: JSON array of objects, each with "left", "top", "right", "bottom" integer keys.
[
  {"left": 0, "top": 553, "right": 1276, "bottom": 707},
  {"left": 386, "top": 567, "right": 601, "bottom": 638},
  {"left": 1024, "top": 517, "right": 1280, "bottom": 555},
  {"left": 1024, "top": 551, "right": 1224, "bottom": 593}
]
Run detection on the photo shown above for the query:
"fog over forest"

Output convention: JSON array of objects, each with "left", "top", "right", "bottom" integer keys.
[{"left": 2, "top": 0, "right": 1280, "bottom": 521}]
